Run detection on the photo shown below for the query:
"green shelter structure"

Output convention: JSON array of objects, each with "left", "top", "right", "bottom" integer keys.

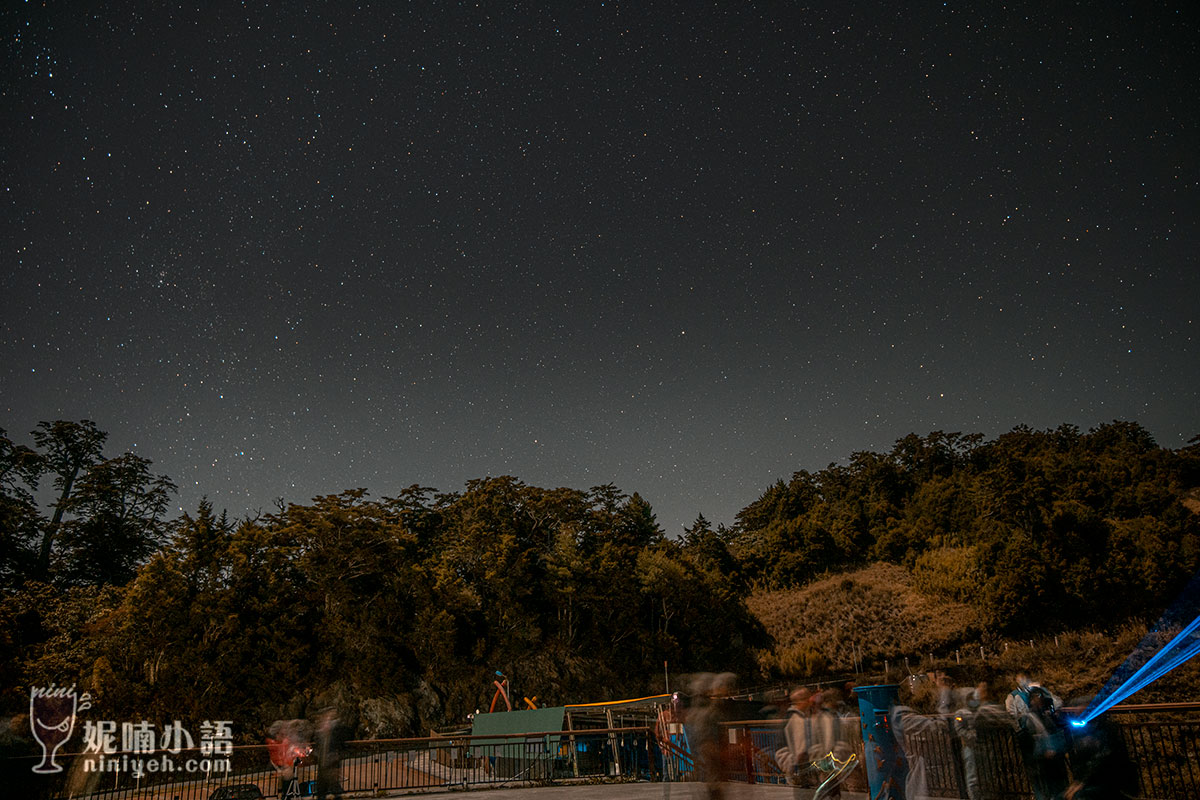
[
  {"left": 467, "top": 695, "right": 678, "bottom": 781},
  {"left": 469, "top": 706, "right": 569, "bottom": 779}
]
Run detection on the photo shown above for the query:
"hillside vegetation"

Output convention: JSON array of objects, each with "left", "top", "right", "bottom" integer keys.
[
  {"left": 728, "top": 422, "right": 1200, "bottom": 634},
  {"left": 1, "top": 419, "right": 1198, "bottom": 738},
  {"left": 746, "top": 562, "right": 1200, "bottom": 704},
  {"left": 749, "top": 563, "right": 983, "bottom": 676}
]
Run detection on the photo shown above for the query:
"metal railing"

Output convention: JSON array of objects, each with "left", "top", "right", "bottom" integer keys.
[
  {"left": 14, "top": 726, "right": 661, "bottom": 800},
  {"left": 1122, "top": 720, "right": 1200, "bottom": 799},
  {"left": 721, "top": 714, "right": 1200, "bottom": 800},
  {"left": 10, "top": 714, "right": 1200, "bottom": 799}
]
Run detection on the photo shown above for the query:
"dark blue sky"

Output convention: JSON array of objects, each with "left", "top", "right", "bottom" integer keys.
[{"left": 3, "top": 2, "right": 1196, "bottom": 534}]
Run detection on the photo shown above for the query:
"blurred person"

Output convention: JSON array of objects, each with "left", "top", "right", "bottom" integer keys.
[
  {"left": 953, "top": 681, "right": 1010, "bottom": 800},
  {"left": 890, "top": 672, "right": 954, "bottom": 800},
  {"left": 1025, "top": 686, "right": 1070, "bottom": 800},
  {"left": 1006, "top": 670, "right": 1063, "bottom": 718},
  {"left": 710, "top": 673, "right": 741, "bottom": 796},
  {"left": 685, "top": 672, "right": 738, "bottom": 800},
  {"left": 818, "top": 688, "right": 854, "bottom": 761},
  {"left": 1064, "top": 712, "right": 1137, "bottom": 800},
  {"left": 835, "top": 682, "right": 859, "bottom": 718},
  {"left": 814, "top": 688, "right": 856, "bottom": 799},
  {"left": 1007, "top": 671, "right": 1069, "bottom": 800},
  {"left": 777, "top": 685, "right": 853, "bottom": 796},
  {"left": 267, "top": 718, "right": 313, "bottom": 799},
  {"left": 314, "top": 707, "right": 351, "bottom": 800},
  {"left": 775, "top": 686, "right": 814, "bottom": 789},
  {"left": 839, "top": 683, "right": 868, "bottom": 794},
  {"left": 682, "top": 673, "right": 715, "bottom": 789}
]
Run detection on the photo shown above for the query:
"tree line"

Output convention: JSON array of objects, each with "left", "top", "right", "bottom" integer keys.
[
  {"left": 1, "top": 421, "right": 760, "bottom": 737},
  {"left": 1, "top": 419, "right": 1198, "bottom": 739}
]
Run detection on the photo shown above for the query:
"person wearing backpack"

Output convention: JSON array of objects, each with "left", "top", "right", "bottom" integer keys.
[
  {"left": 775, "top": 687, "right": 815, "bottom": 786},
  {"left": 1007, "top": 671, "right": 1068, "bottom": 800}
]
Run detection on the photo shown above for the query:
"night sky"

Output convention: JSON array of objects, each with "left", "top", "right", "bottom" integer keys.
[{"left": 3, "top": 2, "right": 1197, "bottom": 535}]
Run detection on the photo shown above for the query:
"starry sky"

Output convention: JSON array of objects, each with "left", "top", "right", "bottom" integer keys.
[{"left": 3, "top": 2, "right": 1197, "bottom": 535}]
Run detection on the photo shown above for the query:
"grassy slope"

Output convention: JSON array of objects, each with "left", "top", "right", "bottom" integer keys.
[{"left": 747, "top": 562, "right": 1200, "bottom": 704}]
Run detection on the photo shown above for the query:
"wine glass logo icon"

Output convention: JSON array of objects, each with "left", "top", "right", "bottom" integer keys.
[{"left": 29, "top": 684, "right": 92, "bottom": 774}]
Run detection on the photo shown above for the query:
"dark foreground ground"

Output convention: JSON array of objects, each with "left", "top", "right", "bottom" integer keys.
[{"left": 378, "top": 783, "right": 865, "bottom": 800}]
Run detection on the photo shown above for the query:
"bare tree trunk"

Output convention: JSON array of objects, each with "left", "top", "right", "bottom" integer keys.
[{"left": 36, "top": 464, "right": 80, "bottom": 579}]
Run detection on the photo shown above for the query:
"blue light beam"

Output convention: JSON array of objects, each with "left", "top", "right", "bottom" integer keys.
[
  {"left": 1079, "top": 634, "right": 1200, "bottom": 723},
  {"left": 1075, "top": 572, "right": 1200, "bottom": 726}
]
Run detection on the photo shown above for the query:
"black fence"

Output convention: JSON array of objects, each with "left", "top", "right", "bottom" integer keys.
[
  {"left": 9, "top": 715, "right": 1200, "bottom": 799},
  {"left": 723, "top": 713, "right": 1200, "bottom": 800},
  {"left": 1122, "top": 720, "right": 1200, "bottom": 799},
  {"left": 9, "top": 726, "right": 660, "bottom": 800}
]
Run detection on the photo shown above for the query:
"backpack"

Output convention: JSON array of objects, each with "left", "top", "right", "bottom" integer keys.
[
  {"left": 1026, "top": 686, "right": 1069, "bottom": 756},
  {"left": 1028, "top": 686, "right": 1062, "bottom": 729}
]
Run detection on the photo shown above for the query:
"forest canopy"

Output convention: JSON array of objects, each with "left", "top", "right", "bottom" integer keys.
[{"left": 1, "top": 419, "right": 1198, "bottom": 738}]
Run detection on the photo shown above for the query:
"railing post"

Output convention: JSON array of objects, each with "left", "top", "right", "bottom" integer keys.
[
  {"left": 741, "top": 725, "right": 756, "bottom": 784},
  {"left": 606, "top": 710, "right": 621, "bottom": 777},
  {"left": 647, "top": 727, "right": 656, "bottom": 783},
  {"left": 566, "top": 711, "right": 579, "bottom": 778}
]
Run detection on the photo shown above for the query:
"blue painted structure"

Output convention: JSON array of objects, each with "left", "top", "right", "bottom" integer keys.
[{"left": 853, "top": 684, "right": 905, "bottom": 800}]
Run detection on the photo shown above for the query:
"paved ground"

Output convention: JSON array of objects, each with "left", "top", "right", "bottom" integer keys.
[{"left": 377, "top": 782, "right": 869, "bottom": 800}]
